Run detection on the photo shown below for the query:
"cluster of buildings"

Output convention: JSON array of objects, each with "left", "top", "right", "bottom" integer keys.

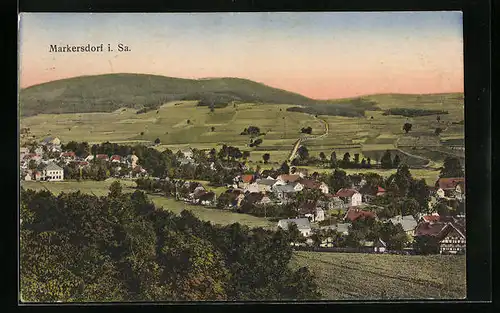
[{"left": 20, "top": 136, "right": 146, "bottom": 181}]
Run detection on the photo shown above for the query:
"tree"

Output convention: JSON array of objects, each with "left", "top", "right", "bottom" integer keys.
[
  {"left": 330, "top": 151, "right": 338, "bottom": 168},
  {"left": 154, "top": 138, "right": 161, "bottom": 145},
  {"left": 360, "top": 158, "right": 367, "bottom": 168},
  {"left": 434, "top": 128, "right": 443, "bottom": 136},
  {"left": 392, "top": 154, "right": 401, "bottom": 168},
  {"left": 242, "top": 151, "right": 250, "bottom": 160},
  {"left": 209, "top": 102, "right": 215, "bottom": 113},
  {"left": 403, "top": 123, "right": 412, "bottom": 133},
  {"left": 140, "top": 132, "right": 144, "bottom": 136},
  {"left": 262, "top": 153, "right": 270, "bottom": 164},
  {"left": 439, "top": 157, "right": 464, "bottom": 178},
  {"left": 279, "top": 161, "right": 290, "bottom": 175},
  {"left": 319, "top": 152, "right": 326, "bottom": 162},
  {"left": 211, "top": 127, "right": 215, "bottom": 132},
  {"left": 297, "top": 146, "right": 309, "bottom": 160},
  {"left": 109, "top": 181, "right": 123, "bottom": 198},
  {"left": 353, "top": 153, "right": 360, "bottom": 165},
  {"left": 187, "top": 119, "right": 191, "bottom": 124},
  {"left": 380, "top": 150, "right": 393, "bottom": 169},
  {"left": 437, "top": 115, "right": 441, "bottom": 122}
]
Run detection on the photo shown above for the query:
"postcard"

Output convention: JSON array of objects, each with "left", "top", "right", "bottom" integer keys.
[{"left": 18, "top": 12, "right": 466, "bottom": 302}]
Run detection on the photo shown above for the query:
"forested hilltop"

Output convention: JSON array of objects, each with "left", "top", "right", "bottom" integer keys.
[{"left": 20, "top": 184, "right": 320, "bottom": 302}]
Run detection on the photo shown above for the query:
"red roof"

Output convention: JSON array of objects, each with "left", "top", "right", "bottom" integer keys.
[
  {"left": 96, "top": 154, "right": 109, "bottom": 159},
  {"left": 422, "top": 215, "right": 440, "bottom": 222},
  {"left": 23, "top": 153, "right": 36, "bottom": 159},
  {"left": 437, "top": 177, "right": 465, "bottom": 190},
  {"left": 297, "top": 179, "right": 321, "bottom": 189},
  {"left": 414, "top": 222, "right": 446, "bottom": 237},
  {"left": 377, "top": 186, "right": 386, "bottom": 193},
  {"left": 110, "top": 155, "right": 122, "bottom": 161},
  {"left": 61, "top": 151, "right": 76, "bottom": 157},
  {"left": 336, "top": 188, "right": 359, "bottom": 198},
  {"left": 78, "top": 161, "right": 89, "bottom": 166},
  {"left": 241, "top": 174, "right": 254, "bottom": 183},
  {"left": 345, "top": 207, "right": 376, "bottom": 222}
]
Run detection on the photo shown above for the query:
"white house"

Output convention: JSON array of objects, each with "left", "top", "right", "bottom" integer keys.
[
  {"left": 181, "top": 147, "right": 194, "bottom": 159},
  {"left": 389, "top": 215, "right": 418, "bottom": 238},
  {"left": 277, "top": 218, "right": 312, "bottom": 237},
  {"left": 43, "top": 162, "right": 64, "bottom": 181},
  {"left": 244, "top": 182, "right": 260, "bottom": 194},
  {"left": 336, "top": 188, "right": 363, "bottom": 207}
]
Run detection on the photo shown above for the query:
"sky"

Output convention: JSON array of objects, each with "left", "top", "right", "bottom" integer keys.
[{"left": 18, "top": 12, "right": 463, "bottom": 99}]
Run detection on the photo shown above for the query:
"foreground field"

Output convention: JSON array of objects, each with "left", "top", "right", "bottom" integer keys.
[
  {"left": 291, "top": 251, "right": 466, "bottom": 300},
  {"left": 20, "top": 180, "right": 274, "bottom": 229}
]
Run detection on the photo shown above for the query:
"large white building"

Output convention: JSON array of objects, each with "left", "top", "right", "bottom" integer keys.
[{"left": 43, "top": 162, "right": 64, "bottom": 181}]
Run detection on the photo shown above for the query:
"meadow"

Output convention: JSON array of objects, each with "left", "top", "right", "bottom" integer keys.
[
  {"left": 20, "top": 92, "right": 463, "bottom": 187},
  {"left": 20, "top": 180, "right": 275, "bottom": 229},
  {"left": 292, "top": 251, "right": 466, "bottom": 300}
]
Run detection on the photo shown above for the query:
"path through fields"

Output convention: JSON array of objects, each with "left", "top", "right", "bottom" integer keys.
[{"left": 288, "top": 115, "right": 329, "bottom": 162}]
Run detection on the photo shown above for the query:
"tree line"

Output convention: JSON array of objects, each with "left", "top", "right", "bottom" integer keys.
[{"left": 20, "top": 184, "right": 321, "bottom": 302}]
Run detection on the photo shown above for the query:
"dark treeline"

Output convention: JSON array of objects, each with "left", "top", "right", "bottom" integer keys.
[
  {"left": 383, "top": 108, "right": 449, "bottom": 117},
  {"left": 20, "top": 185, "right": 321, "bottom": 302}
]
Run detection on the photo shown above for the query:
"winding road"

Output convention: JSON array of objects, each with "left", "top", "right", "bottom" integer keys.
[{"left": 288, "top": 115, "right": 329, "bottom": 162}]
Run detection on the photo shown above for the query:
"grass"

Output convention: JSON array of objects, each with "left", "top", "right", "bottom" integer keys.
[
  {"left": 291, "top": 251, "right": 466, "bottom": 300},
  {"left": 20, "top": 180, "right": 274, "bottom": 229}
]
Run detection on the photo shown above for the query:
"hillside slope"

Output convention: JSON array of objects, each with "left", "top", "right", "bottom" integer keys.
[{"left": 20, "top": 74, "right": 321, "bottom": 116}]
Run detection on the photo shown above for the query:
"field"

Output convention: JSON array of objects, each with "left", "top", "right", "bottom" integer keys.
[
  {"left": 20, "top": 91, "right": 463, "bottom": 189},
  {"left": 20, "top": 180, "right": 274, "bottom": 229},
  {"left": 291, "top": 251, "right": 466, "bottom": 300}
]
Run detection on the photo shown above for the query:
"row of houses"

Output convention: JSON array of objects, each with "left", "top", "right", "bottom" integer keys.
[{"left": 277, "top": 213, "right": 465, "bottom": 254}]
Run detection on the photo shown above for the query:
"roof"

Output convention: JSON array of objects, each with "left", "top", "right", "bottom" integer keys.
[
  {"left": 61, "top": 151, "right": 75, "bottom": 157},
  {"left": 110, "top": 155, "right": 121, "bottom": 160},
  {"left": 244, "top": 192, "right": 265, "bottom": 203},
  {"left": 414, "top": 222, "right": 447, "bottom": 237},
  {"left": 255, "top": 178, "right": 276, "bottom": 186},
  {"left": 344, "top": 207, "right": 376, "bottom": 222},
  {"left": 277, "top": 218, "right": 311, "bottom": 230},
  {"left": 297, "top": 179, "right": 321, "bottom": 189},
  {"left": 44, "top": 162, "right": 63, "bottom": 171},
  {"left": 299, "top": 201, "right": 318, "bottom": 214},
  {"left": 320, "top": 223, "right": 351, "bottom": 234},
  {"left": 377, "top": 186, "right": 386, "bottom": 193},
  {"left": 274, "top": 184, "right": 297, "bottom": 193},
  {"left": 241, "top": 174, "right": 255, "bottom": 183},
  {"left": 389, "top": 215, "right": 418, "bottom": 232},
  {"left": 421, "top": 215, "right": 440, "bottom": 223},
  {"left": 277, "top": 174, "right": 301, "bottom": 183},
  {"left": 336, "top": 188, "right": 360, "bottom": 198},
  {"left": 437, "top": 177, "right": 465, "bottom": 190},
  {"left": 96, "top": 154, "right": 109, "bottom": 159}
]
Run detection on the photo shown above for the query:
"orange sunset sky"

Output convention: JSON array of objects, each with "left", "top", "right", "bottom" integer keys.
[{"left": 19, "top": 12, "right": 464, "bottom": 99}]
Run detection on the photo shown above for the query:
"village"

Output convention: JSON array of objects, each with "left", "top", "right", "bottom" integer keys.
[{"left": 20, "top": 136, "right": 466, "bottom": 256}]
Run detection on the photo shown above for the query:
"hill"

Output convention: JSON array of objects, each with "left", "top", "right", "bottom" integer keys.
[{"left": 20, "top": 73, "right": 332, "bottom": 116}]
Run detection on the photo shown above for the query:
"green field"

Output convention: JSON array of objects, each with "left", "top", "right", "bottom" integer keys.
[
  {"left": 292, "top": 251, "right": 466, "bottom": 300},
  {"left": 20, "top": 180, "right": 274, "bottom": 229}
]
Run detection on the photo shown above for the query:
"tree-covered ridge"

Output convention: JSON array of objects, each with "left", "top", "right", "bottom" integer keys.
[
  {"left": 20, "top": 185, "right": 321, "bottom": 302},
  {"left": 382, "top": 108, "right": 449, "bottom": 117},
  {"left": 19, "top": 74, "right": 319, "bottom": 116}
]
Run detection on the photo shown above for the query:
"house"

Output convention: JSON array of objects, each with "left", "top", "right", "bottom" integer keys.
[
  {"left": 179, "top": 157, "right": 196, "bottom": 166},
  {"left": 360, "top": 238, "right": 387, "bottom": 253},
  {"left": 276, "top": 174, "right": 301, "bottom": 184},
  {"left": 110, "top": 155, "right": 122, "bottom": 163},
  {"left": 414, "top": 220, "right": 466, "bottom": 254},
  {"left": 376, "top": 186, "right": 386, "bottom": 196},
  {"left": 437, "top": 222, "right": 466, "bottom": 254},
  {"left": 344, "top": 207, "right": 377, "bottom": 222},
  {"left": 298, "top": 201, "right": 325, "bottom": 222},
  {"left": 389, "top": 215, "right": 418, "bottom": 239},
  {"left": 297, "top": 178, "right": 329, "bottom": 194},
  {"left": 336, "top": 188, "right": 363, "bottom": 207},
  {"left": 320, "top": 223, "right": 351, "bottom": 236},
  {"left": 96, "top": 154, "right": 109, "bottom": 162},
  {"left": 23, "top": 172, "right": 32, "bottom": 181},
  {"left": 277, "top": 218, "right": 312, "bottom": 237},
  {"left": 435, "top": 177, "right": 465, "bottom": 199},
  {"left": 243, "top": 181, "right": 260, "bottom": 193},
  {"left": 60, "top": 151, "right": 76, "bottom": 161},
  {"left": 41, "top": 136, "right": 61, "bottom": 146},
  {"left": 255, "top": 178, "right": 276, "bottom": 192},
  {"left": 417, "top": 213, "right": 440, "bottom": 224},
  {"left": 243, "top": 192, "right": 272, "bottom": 207},
  {"left": 127, "top": 155, "right": 139, "bottom": 169},
  {"left": 180, "top": 147, "right": 194, "bottom": 159},
  {"left": 42, "top": 162, "right": 64, "bottom": 181}
]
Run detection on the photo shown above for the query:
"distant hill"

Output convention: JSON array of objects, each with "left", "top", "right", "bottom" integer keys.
[
  {"left": 19, "top": 73, "right": 462, "bottom": 117},
  {"left": 19, "top": 73, "right": 322, "bottom": 116}
]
